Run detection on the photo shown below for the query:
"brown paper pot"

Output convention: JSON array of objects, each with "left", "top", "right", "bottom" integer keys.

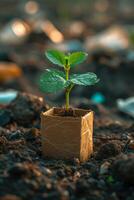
[{"left": 41, "top": 107, "right": 93, "bottom": 162}]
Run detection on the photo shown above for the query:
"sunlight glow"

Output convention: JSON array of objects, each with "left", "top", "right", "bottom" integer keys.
[
  {"left": 25, "top": 1, "right": 39, "bottom": 15},
  {"left": 12, "top": 20, "right": 30, "bottom": 37},
  {"left": 41, "top": 20, "right": 64, "bottom": 43}
]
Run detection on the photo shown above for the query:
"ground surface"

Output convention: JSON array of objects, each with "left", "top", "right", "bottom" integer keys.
[{"left": 0, "top": 90, "right": 134, "bottom": 200}]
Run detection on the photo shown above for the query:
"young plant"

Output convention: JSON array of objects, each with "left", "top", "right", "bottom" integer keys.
[{"left": 39, "top": 50, "right": 99, "bottom": 112}]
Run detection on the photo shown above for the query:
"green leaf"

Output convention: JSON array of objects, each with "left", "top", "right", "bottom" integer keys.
[
  {"left": 45, "top": 50, "right": 65, "bottom": 67},
  {"left": 68, "top": 52, "right": 88, "bottom": 67},
  {"left": 39, "top": 70, "right": 67, "bottom": 93},
  {"left": 46, "top": 68, "right": 65, "bottom": 79},
  {"left": 70, "top": 72, "right": 99, "bottom": 86}
]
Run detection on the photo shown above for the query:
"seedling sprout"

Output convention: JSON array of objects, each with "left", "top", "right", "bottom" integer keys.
[{"left": 40, "top": 50, "right": 99, "bottom": 112}]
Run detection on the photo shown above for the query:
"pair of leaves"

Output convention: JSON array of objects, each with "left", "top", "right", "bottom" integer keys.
[
  {"left": 39, "top": 69, "right": 99, "bottom": 93},
  {"left": 45, "top": 50, "right": 88, "bottom": 67}
]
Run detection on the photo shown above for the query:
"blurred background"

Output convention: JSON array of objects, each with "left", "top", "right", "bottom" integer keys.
[{"left": 0, "top": 0, "right": 134, "bottom": 110}]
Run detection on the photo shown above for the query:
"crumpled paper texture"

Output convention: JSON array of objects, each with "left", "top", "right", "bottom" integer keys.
[{"left": 41, "top": 107, "right": 93, "bottom": 162}]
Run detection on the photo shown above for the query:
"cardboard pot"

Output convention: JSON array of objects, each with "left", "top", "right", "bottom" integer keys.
[{"left": 41, "top": 107, "right": 93, "bottom": 162}]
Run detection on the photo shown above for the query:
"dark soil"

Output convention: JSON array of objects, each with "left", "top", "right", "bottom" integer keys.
[
  {"left": 52, "top": 107, "right": 89, "bottom": 117},
  {"left": 0, "top": 92, "right": 134, "bottom": 200},
  {"left": 54, "top": 107, "right": 77, "bottom": 117}
]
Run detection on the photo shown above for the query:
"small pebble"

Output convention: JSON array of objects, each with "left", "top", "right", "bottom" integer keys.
[
  {"left": 99, "top": 161, "right": 111, "bottom": 175},
  {"left": 73, "top": 158, "right": 80, "bottom": 165},
  {"left": 9, "top": 130, "right": 23, "bottom": 140},
  {"left": 43, "top": 167, "right": 52, "bottom": 176},
  {"left": 74, "top": 171, "right": 81, "bottom": 179}
]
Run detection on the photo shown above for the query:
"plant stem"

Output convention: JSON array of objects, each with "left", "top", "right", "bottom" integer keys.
[
  {"left": 65, "top": 58, "right": 75, "bottom": 111},
  {"left": 65, "top": 67, "right": 69, "bottom": 111},
  {"left": 66, "top": 68, "right": 69, "bottom": 80},
  {"left": 66, "top": 89, "right": 70, "bottom": 111},
  {"left": 65, "top": 58, "right": 70, "bottom": 111},
  {"left": 65, "top": 83, "right": 74, "bottom": 110}
]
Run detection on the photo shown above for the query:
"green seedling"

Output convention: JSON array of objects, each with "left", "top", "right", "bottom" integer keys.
[{"left": 39, "top": 50, "right": 99, "bottom": 112}]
